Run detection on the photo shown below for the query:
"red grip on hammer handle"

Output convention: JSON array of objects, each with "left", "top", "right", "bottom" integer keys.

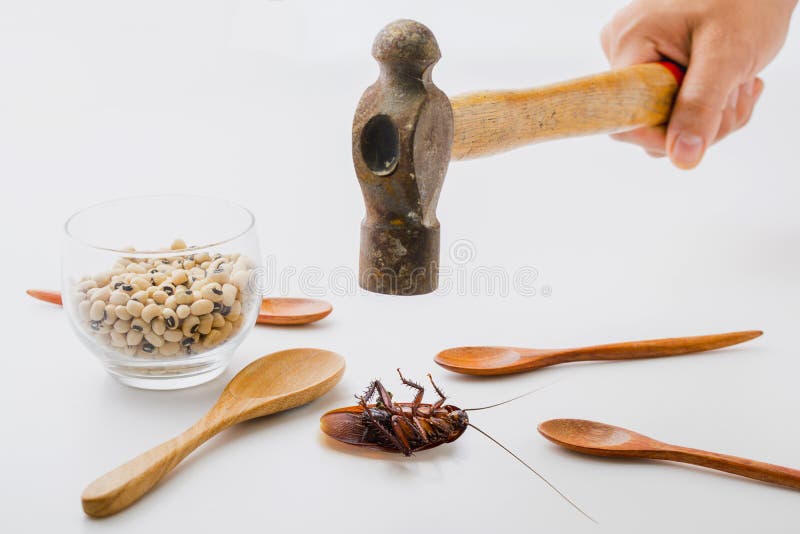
[{"left": 658, "top": 60, "right": 685, "bottom": 86}]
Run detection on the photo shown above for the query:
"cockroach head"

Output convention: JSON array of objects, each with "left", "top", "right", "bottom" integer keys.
[{"left": 448, "top": 409, "right": 469, "bottom": 430}]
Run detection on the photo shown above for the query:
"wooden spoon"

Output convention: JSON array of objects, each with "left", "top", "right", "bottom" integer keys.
[
  {"left": 434, "top": 331, "right": 762, "bottom": 376},
  {"left": 538, "top": 419, "right": 800, "bottom": 491},
  {"left": 26, "top": 289, "right": 332, "bottom": 326},
  {"left": 81, "top": 348, "right": 346, "bottom": 517}
]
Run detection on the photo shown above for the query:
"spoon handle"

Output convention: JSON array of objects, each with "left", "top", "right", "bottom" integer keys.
[
  {"left": 654, "top": 445, "right": 800, "bottom": 491},
  {"left": 81, "top": 414, "right": 230, "bottom": 517},
  {"left": 552, "top": 331, "right": 762, "bottom": 365}
]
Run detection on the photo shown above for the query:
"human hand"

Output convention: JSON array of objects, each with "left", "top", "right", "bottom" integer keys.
[{"left": 601, "top": 0, "right": 797, "bottom": 169}]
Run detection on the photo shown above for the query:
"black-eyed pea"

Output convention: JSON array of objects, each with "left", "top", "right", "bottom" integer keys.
[
  {"left": 230, "top": 270, "right": 251, "bottom": 291},
  {"left": 144, "top": 331, "right": 164, "bottom": 347},
  {"left": 146, "top": 285, "right": 159, "bottom": 297},
  {"left": 141, "top": 303, "right": 161, "bottom": 323},
  {"left": 90, "top": 300, "right": 106, "bottom": 321},
  {"left": 77, "top": 279, "right": 98, "bottom": 293},
  {"left": 227, "top": 300, "right": 242, "bottom": 321},
  {"left": 109, "top": 290, "right": 130, "bottom": 306},
  {"left": 159, "top": 341, "right": 180, "bottom": 356},
  {"left": 234, "top": 256, "right": 253, "bottom": 271},
  {"left": 131, "top": 290, "right": 148, "bottom": 303},
  {"left": 78, "top": 300, "right": 92, "bottom": 321},
  {"left": 141, "top": 341, "right": 156, "bottom": 354},
  {"left": 130, "top": 317, "right": 149, "bottom": 333},
  {"left": 176, "top": 304, "right": 190, "bottom": 319},
  {"left": 198, "top": 314, "right": 213, "bottom": 335},
  {"left": 123, "top": 345, "right": 137, "bottom": 356},
  {"left": 221, "top": 283, "right": 238, "bottom": 306},
  {"left": 212, "top": 312, "right": 225, "bottom": 328},
  {"left": 126, "top": 299, "right": 144, "bottom": 318},
  {"left": 115, "top": 305, "right": 132, "bottom": 320},
  {"left": 126, "top": 329, "right": 144, "bottom": 346},
  {"left": 181, "top": 315, "right": 200, "bottom": 337},
  {"left": 95, "top": 323, "right": 112, "bottom": 334},
  {"left": 181, "top": 336, "right": 195, "bottom": 349},
  {"left": 126, "top": 263, "right": 147, "bottom": 274},
  {"left": 176, "top": 290, "right": 194, "bottom": 305},
  {"left": 189, "top": 280, "right": 205, "bottom": 292},
  {"left": 152, "top": 290, "right": 168, "bottom": 305},
  {"left": 91, "top": 286, "right": 111, "bottom": 303},
  {"left": 165, "top": 295, "right": 178, "bottom": 310},
  {"left": 220, "top": 317, "right": 233, "bottom": 335},
  {"left": 120, "top": 283, "right": 135, "bottom": 293},
  {"left": 201, "top": 283, "right": 224, "bottom": 302},
  {"left": 151, "top": 272, "right": 168, "bottom": 285},
  {"left": 163, "top": 329, "right": 183, "bottom": 343},
  {"left": 92, "top": 271, "right": 112, "bottom": 286},
  {"left": 171, "top": 238, "right": 187, "bottom": 250},
  {"left": 171, "top": 269, "right": 188, "bottom": 285},
  {"left": 132, "top": 276, "right": 150, "bottom": 290},
  {"left": 151, "top": 317, "right": 166, "bottom": 336},
  {"left": 202, "top": 328, "right": 223, "bottom": 348},
  {"left": 191, "top": 299, "right": 214, "bottom": 316},
  {"left": 113, "top": 319, "right": 131, "bottom": 334},
  {"left": 126, "top": 262, "right": 147, "bottom": 274},
  {"left": 207, "top": 268, "right": 230, "bottom": 284},
  {"left": 110, "top": 330, "right": 127, "bottom": 348},
  {"left": 160, "top": 283, "right": 175, "bottom": 296},
  {"left": 194, "top": 252, "right": 210, "bottom": 263},
  {"left": 183, "top": 259, "right": 195, "bottom": 270},
  {"left": 103, "top": 304, "right": 117, "bottom": 325},
  {"left": 162, "top": 308, "right": 178, "bottom": 329}
]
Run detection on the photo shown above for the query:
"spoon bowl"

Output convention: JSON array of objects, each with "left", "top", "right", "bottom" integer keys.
[
  {"left": 435, "top": 331, "right": 762, "bottom": 376},
  {"left": 538, "top": 418, "right": 800, "bottom": 491},
  {"left": 81, "top": 348, "right": 345, "bottom": 517},
  {"left": 259, "top": 297, "right": 332, "bottom": 325},
  {"left": 538, "top": 419, "right": 648, "bottom": 455}
]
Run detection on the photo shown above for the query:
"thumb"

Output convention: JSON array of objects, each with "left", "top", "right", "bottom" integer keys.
[{"left": 666, "top": 37, "right": 744, "bottom": 169}]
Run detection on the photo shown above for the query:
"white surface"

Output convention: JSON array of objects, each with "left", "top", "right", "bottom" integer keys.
[{"left": 2, "top": 1, "right": 799, "bottom": 532}]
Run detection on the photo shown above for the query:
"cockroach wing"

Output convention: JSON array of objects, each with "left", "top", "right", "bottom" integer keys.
[
  {"left": 320, "top": 406, "right": 370, "bottom": 445},
  {"left": 320, "top": 405, "right": 401, "bottom": 453}
]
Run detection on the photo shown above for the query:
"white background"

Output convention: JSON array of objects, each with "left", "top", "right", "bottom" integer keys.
[{"left": 2, "top": 1, "right": 799, "bottom": 532}]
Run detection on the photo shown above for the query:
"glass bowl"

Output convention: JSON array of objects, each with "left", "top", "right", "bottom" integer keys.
[{"left": 62, "top": 195, "right": 262, "bottom": 390}]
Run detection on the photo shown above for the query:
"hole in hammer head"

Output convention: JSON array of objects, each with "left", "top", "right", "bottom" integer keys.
[{"left": 361, "top": 114, "right": 399, "bottom": 176}]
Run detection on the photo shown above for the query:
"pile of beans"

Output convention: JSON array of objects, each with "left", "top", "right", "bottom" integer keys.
[{"left": 71, "top": 239, "right": 255, "bottom": 358}]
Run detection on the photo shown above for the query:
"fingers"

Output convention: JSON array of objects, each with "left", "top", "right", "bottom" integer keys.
[
  {"left": 665, "top": 33, "right": 750, "bottom": 169},
  {"left": 611, "top": 126, "right": 667, "bottom": 152}
]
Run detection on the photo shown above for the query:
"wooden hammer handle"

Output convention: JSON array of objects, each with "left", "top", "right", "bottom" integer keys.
[{"left": 450, "top": 62, "right": 682, "bottom": 160}]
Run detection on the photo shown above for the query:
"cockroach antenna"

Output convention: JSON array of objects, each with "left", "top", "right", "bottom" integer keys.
[
  {"left": 467, "top": 422, "right": 596, "bottom": 524},
  {"left": 463, "top": 380, "right": 562, "bottom": 412}
]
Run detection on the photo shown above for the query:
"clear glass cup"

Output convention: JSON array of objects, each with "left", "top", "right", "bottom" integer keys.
[{"left": 62, "top": 195, "right": 262, "bottom": 390}]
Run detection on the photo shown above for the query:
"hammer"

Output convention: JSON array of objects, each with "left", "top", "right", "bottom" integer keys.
[{"left": 353, "top": 19, "right": 683, "bottom": 296}]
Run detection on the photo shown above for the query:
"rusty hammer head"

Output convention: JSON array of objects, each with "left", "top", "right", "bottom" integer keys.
[
  {"left": 353, "top": 19, "right": 452, "bottom": 296},
  {"left": 353, "top": 20, "right": 682, "bottom": 296}
]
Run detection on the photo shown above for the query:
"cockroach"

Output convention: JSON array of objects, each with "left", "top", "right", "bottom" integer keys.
[{"left": 320, "top": 369, "right": 594, "bottom": 523}]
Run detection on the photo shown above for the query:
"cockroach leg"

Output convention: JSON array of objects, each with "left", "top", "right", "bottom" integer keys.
[
  {"left": 360, "top": 380, "right": 379, "bottom": 404},
  {"left": 390, "top": 415, "right": 414, "bottom": 456},
  {"left": 396, "top": 369, "right": 425, "bottom": 415},
  {"left": 373, "top": 379, "right": 400, "bottom": 415},
  {"left": 427, "top": 373, "right": 447, "bottom": 411},
  {"left": 362, "top": 401, "right": 406, "bottom": 453}
]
